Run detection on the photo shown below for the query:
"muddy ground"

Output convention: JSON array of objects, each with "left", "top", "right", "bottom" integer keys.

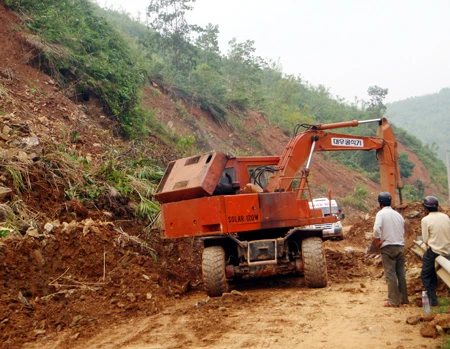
[{"left": 2, "top": 203, "right": 450, "bottom": 349}]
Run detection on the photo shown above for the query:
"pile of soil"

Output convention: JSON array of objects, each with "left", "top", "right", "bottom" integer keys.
[
  {"left": 3, "top": 201, "right": 448, "bottom": 347},
  {"left": 0, "top": 222, "right": 203, "bottom": 347}
]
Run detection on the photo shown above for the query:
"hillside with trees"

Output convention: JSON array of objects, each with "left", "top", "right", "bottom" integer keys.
[
  {"left": 96, "top": 2, "right": 449, "bottom": 201},
  {"left": 0, "top": 0, "right": 447, "bottom": 211},
  {"left": 386, "top": 88, "right": 450, "bottom": 163}
]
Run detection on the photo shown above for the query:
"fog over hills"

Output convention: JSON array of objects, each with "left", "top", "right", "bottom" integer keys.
[{"left": 386, "top": 88, "right": 450, "bottom": 163}]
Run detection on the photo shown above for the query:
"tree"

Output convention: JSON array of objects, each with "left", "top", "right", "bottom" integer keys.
[
  {"left": 367, "top": 85, "right": 388, "bottom": 115},
  {"left": 146, "top": 0, "right": 201, "bottom": 70},
  {"left": 146, "top": 0, "right": 196, "bottom": 38},
  {"left": 195, "top": 23, "right": 221, "bottom": 68},
  {"left": 222, "top": 38, "right": 265, "bottom": 109},
  {"left": 189, "top": 63, "right": 226, "bottom": 120}
]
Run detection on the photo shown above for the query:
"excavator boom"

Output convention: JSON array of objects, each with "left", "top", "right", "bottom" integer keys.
[{"left": 266, "top": 117, "right": 403, "bottom": 204}]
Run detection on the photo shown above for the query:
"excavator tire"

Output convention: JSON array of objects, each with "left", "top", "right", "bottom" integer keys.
[
  {"left": 302, "top": 237, "right": 328, "bottom": 288},
  {"left": 202, "top": 246, "right": 228, "bottom": 297}
]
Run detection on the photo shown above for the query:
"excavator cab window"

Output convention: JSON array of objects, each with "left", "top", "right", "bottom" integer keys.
[
  {"left": 248, "top": 165, "right": 277, "bottom": 189},
  {"left": 220, "top": 167, "right": 236, "bottom": 184},
  {"left": 213, "top": 167, "right": 239, "bottom": 196},
  {"left": 321, "top": 207, "right": 338, "bottom": 216}
]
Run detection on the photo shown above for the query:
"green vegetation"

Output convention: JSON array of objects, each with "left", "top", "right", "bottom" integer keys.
[
  {"left": 6, "top": 167, "right": 27, "bottom": 193},
  {"left": 4, "top": 0, "right": 149, "bottom": 137},
  {"left": 393, "top": 126, "right": 448, "bottom": 195},
  {"left": 402, "top": 181, "right": 424, "bottom": 201},
  {"left": 98, "top": 156, "right": 163, "bottom": 220},
  {"left": 0, "top": 139, "right": 165, "bottom": 236},
  {"left": 4, "top": 0, "right": 447, "bottom": 197},
  {"left": 442, "top": 339, "right": 450, "bottom": 349},
  {"left": 399, "top": 152, "right": 415, "bottom": 179},
  {"left": 436, "top": 296, "right": 450, "bottom": 314},
  {"left": 341, "top": 183, "right": 369, "bottom": 210},
  {"left": 176, "top": 135, "right": 196, "bottom": 155},
  {"left": 0, "top": 228, "right": 10, "bottom": 238}
]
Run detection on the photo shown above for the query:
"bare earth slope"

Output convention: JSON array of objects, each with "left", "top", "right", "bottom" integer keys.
[{"left": 141, "top": 85, "right": 440, "bottom": 211}]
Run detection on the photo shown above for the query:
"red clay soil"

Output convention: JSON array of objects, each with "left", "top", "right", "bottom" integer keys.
[
  {"left": 2, "top": 198, "right": 448, "bottom": 348},
  {"left": 0, "top": 219, "right": 204, "bottom": 347},
  {"left": 0, "top": 4, "right": 199, "bottom": 346}
]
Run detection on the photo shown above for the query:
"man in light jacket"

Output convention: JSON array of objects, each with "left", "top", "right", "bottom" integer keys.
[{"left": 372, "top": 192, "right": 408, "bottom": 307}]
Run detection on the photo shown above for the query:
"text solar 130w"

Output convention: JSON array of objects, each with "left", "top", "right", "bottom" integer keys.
[{"left": 331, "top": 138, "right": 364, "bottom": 147}]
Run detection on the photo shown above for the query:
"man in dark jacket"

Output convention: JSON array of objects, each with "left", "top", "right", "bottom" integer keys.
[{"left": 420, "top": 196, "right": 450, "bottom": 306}]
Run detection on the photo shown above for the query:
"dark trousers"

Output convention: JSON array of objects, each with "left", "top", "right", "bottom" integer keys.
[
  {"left": 421, "top": 248, "right": 439, "bottom": 306},
  {"left": 380, "top": 245, "right": 409, "bottom": 306}
]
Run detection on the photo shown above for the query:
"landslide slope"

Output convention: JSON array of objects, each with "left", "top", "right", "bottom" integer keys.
[
  {"left": 141, "top": 83, "right": 437, "bottom": 213},
  {"left": 0, "top": 4, "right": 200, "bottom": 347}
]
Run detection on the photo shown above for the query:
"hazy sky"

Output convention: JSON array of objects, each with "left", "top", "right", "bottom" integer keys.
[{"left": 100, "top": 0, "right": 450, "bottom": 103}]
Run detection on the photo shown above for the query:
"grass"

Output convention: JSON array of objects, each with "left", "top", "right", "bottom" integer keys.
[
  {"left": 0, "top": 228, "right": 12, "bottom": 238},
  {"left": 6, "top": 0, "right": 149, "bottom": 138},
  {"left": 0, "top": 128, "right": 165, "bottom": 225},
  {"left": 6, "top": 166, "right": 28, "bottom": 193},
  {"left": 0, "top": 83, "right": 11, "bottom": 100},
  {"left": 435, "top": 297, "right": 450, "bottom": 314},
  {"left": 434, "top": 298, "right": 450, "bottom": 349}
]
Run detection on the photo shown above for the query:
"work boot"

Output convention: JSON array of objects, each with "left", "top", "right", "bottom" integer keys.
[
  {"left": 401, "top": 294, "right": 409, "bottom": 305},
  {"left": 428, "top": 290, "right": 438, "bottom": 306}
]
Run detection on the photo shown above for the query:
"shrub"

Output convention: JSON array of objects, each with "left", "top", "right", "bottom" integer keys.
[
  {"left": 399, "top": 152, "right": 415, "bottom": 178},
  {"left": 341, "top": 184, "right": 369, "bottom": 210}
]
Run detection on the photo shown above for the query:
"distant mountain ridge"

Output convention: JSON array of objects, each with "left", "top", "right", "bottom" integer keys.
[{"left": 386, "top": 88, "right": 450, "bottom": 162}]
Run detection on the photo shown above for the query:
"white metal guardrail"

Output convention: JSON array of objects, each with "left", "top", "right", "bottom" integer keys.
[{"left": 411, "top": 240, "right": 450, "bottom": 288}]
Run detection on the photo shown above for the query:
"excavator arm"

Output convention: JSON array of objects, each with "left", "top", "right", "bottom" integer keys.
[{"left": 265, "top": 117, "right": 403, "bottom": 204}]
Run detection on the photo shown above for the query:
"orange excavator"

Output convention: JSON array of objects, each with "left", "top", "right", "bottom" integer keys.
[{"left": 155, "top": 117, "right": 403, "bottom": 296}]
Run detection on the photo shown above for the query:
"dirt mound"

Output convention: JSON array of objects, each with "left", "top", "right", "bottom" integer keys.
[
  {"left": 0, "top": 219, "right": 203, "bottom": 347},
  {"left": 326, "top": 248, "right": 376, "bottom": 282},
  {"left": 345, "top": 201, "right": 432, "bottom": 249}
]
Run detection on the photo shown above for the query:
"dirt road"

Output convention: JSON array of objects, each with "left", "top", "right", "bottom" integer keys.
[
  {"left": 22, "top": 279, "right": 439, "bottom": 349},
  {"left": 21, "top": 240, "right": 443, "bottom": 349}
]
